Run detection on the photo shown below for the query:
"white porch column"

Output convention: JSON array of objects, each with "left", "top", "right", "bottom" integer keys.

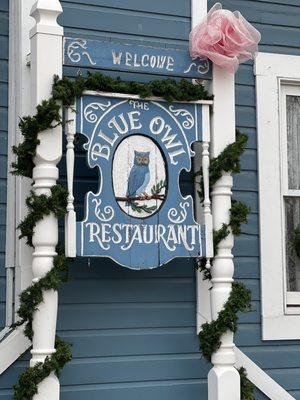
[
  {"left": 191, "top": 2, "right": 239, "bottom": 397},
  {"left": 29, "top": 1, "right": 63, "bottom": 399},
  {"left": 208, "top": 67, "right": 240, "bottom": 399}
]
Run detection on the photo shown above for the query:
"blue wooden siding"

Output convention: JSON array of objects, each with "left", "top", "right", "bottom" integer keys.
[
  {"left": 1, "top": 1, "right": 209, "bottom": 399},
  {"left": 2, "top": 1, "right": 300, "bottom": 400},
  {"left": 57, "top": 3, "right": 209, "bottom": 399},
  {"left": 0, "top": 0, "right": 9, "bottom": 331}
]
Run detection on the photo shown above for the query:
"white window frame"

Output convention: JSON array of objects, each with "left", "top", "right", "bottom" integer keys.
[
  {"left": 256, "top": 52, "right": 300, "bottom": 340},
  {"left": 0, "top": 0, "right": 33, "bottom": 374}
]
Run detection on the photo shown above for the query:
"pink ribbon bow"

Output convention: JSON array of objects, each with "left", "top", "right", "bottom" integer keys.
[{"left": 189, "top": 3, "right": 261, "bottom": 74}]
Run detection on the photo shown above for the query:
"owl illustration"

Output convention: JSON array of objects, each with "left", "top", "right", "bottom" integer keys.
[{"left": 126, "top": 150, "right": 150, "bottom": 202}]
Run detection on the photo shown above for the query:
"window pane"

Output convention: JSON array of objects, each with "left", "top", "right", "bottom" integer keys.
[
  {"left": 286, "top": 95, "right": 300, "bottom": 190},
  {"left": 285, "top": 197, "right": 300, "bottom": 291}
]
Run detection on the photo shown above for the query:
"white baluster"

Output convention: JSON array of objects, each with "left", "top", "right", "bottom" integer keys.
[
  {"left": 65, "top": 106, "right": 76, "bottom": 257},
  {"left": 194, "top": 103, "right": 213, "bottom": 334},
  {"left": 29, "top": 1, "right": 63, "bottom": 399},
  {"left": 202, "top": 104, "right": 213, "bottom": 261},
  {"left": 208, "top": 67, "right": 240, "bottom": 400}
]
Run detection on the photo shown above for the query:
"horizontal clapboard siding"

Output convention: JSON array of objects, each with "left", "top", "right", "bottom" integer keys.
[
  {"left": 208, "top": 1, "right": 300, "bottom": 399},
  {"left": 51, "top": 2, "right": 199, "bottom": 400},
  {"left": 2, "top": 1, "right": 300, "bottom": 400},
  {"left": 0, "top": 0, "right": 8, "bottom": 331}
]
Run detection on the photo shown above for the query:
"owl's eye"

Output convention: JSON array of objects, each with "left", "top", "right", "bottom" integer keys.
[
  {"left": 142, "top": 157, "right": 149, "bottom": 164},
  {"left": 137, "top": 156, "right": 142, "bottom": 163}
]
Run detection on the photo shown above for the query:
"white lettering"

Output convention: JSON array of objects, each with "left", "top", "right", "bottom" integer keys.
[
  {"left": 112, "top": 223, "right": 122, "bottom": 244},
  {"left": 108, "top": 114, "right": 129, "bottom": 134},
  {"left": 169, "top": 148, "right": 186, "bottom": 165},
  {"left": 141, "top": 54, "right": 149, "bottom": 67},
  {"left": 149, "top": 116, "right": 165, "bottom": 135},
  {"left": 128, "top": 111, "right": 142, "bottom": 130},
  {"left": 157, "top": 55, "right": 166, "bottom": 69},
  {"left": 125, "top": 52, "right": 132, "bottom": 66},
  {"left": 166, "top": 56, "right": 174, "bottom": 71},
  {"left": 87, "top": 222, "right": 100, "bottom": 243},
  {"left": 111, "top": 51, "right": 175, "bottom": 73},
  {"left": 161, "top": 124, "right": 183, "bottom": 149},
  {"left": 91, "top": 143, "right": 110, "bottom": 161},
  {"left": 133, "top": 54, "right": 141, "bottom": 67},
  {"left": 111, "top": 50, "right": 122, "bottom": 65},
  {"left": 142, "top": 225, "right": 153, "bottom": 244},
  {"left": 101, "top": 223, "right": 111, "bottom": 243},
  {"left": 167, "top": 225, "right": 178, "bottom": 244},
  {"left": 187, "top": 225, "right": 198, "bottom": 245},
  {"left": 129, "top": 100, "right": 149, "bottom": 110},
  {"left": 97, "top": 129, "right": 118, "bottom": 146},
  {"left": 150, "top": 55, "right": 156, "bottom": 68},
  {"left": 85, "top": 222, "right": 200, "bottom": 252}
]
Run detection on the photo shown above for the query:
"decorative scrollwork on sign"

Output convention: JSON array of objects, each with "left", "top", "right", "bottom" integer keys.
[
  {"left": 168, "top": 201, "right": 190, "bottom": 224},
  {"left": 84, "top": 102, "right": 112, "bottom": 123},
  {"left": 168, "top": 106, "right": 195, "bottom": 129},
  {"left": 183, "top": 58, "right": 210, "bottom": 75},
  {"left": 92, "top": 199, "right": 114, "bottom": 222},
  {"left": 67, "top": 39, "right": 96, "bottom": 66}
]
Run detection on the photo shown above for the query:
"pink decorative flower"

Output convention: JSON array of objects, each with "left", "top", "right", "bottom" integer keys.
[{"left": 189, "top": 3, "right": 261, "bottom": 74}]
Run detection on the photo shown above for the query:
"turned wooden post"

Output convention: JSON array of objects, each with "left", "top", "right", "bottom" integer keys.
[
  {"left": 29, "top": 1, "right": 63, "bottom": 398},
  {"left": 191, "top": 1, "right": 240, "bottom": 398},
  {"left": 208, "top": 67, "right": 240, "bottom": 400}
]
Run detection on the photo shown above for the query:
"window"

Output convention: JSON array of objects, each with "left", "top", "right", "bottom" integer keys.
[
  {"left": 282, "top": 85, "right": 300, "bottom": 298},
  {"left": 256, "top": 53, "right": 300, "bottom": 339}
]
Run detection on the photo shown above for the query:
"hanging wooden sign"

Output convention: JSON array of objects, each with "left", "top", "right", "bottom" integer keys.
[
  {"left": 70, "top": 92, "right": 213, "bottom": 269},
  {"left": 63, "top": 37, "right": 212, "bottom": 79}
]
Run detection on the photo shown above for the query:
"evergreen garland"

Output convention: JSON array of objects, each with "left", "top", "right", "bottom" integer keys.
[
  {"left": 13, "top": 337, "right": 72, "bottom": 400},
  {"left": 12, "top": 251, "right": 70, "bottom": 341},
  {"left": 209, "top": 130, "right": 248, "bottom": 188},
  {"left": 239, "top": 367, "right": 256, "bottom": 400},
  {"left": 10, "top": 72, "right": 254, "bottom": 399},
  {"left": 199, "top": 282, "right": 252, "bottom": 360},
  {"left": 11, "top": 71, "right": 212, "bottom": 179},
  {"left": 18, "top": 185, "right": 68, "bottom": 247},
  {"left": 51, "top": 72, "right": 212, "bottom": 107},
  {"left": 196, "top": 131, "right": 254, "bottom": 399},
  {"left": 11, "top": 99, "right": 61, "bottom": 178}
]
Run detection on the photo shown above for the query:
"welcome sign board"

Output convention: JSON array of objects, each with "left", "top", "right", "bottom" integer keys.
[
  {"left": 64, "top": 37, "right": 212, "bottom": 79},
  {"left": 75, "top": 92, "right": 212, "bottom": 269}
]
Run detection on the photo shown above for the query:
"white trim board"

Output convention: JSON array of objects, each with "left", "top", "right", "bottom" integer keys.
[
  {"left": 256, "top": 52, "right": 300, "bottom": 340},
  {"left": 0, "top": 0, "right": 34, "bottom": 372},
  {"left": 83, "top": 90, "right": 213, "bottom": 104},
  {"left": 0, "top": 327, "right": 31, "bottom": 375},
  {"left": 235, "top": 348, "right": 295, "bottom": 400}
]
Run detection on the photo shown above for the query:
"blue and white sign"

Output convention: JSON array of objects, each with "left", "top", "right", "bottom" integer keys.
[
  {"left": 76, "top": 92, "right": 208, "bottom": 269},
  {"left": 64, "top": 37, "right": 212, "bottom": 79}
]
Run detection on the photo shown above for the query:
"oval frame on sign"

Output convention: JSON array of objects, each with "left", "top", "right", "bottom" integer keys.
[{"left": 112, "top": 134, "right": 167, "bottom": 219}]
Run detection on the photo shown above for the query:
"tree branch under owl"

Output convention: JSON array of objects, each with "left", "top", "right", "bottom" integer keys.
[{"left": 116, "top": 194, "right": 165, "bottom": 202}]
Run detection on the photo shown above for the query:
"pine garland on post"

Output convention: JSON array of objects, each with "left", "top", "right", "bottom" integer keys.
[
  {"left": 13, "top": 337, "right": 72, "bottom": 400},
  {"left": 196, "top": 131, "right": 255, "bottom": 399}
]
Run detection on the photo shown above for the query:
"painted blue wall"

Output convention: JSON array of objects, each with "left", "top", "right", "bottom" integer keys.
[
  {"left": 1, "top": 1, "right": 210, "bottom": 399},
  {"left": 59, "top": 1, "right": 209, "bottom": 399},
  {"left": 0, "top": 0, "right": 9, "bottom": 331},
  {"left": 2, "top": 1, "right": 300, "bottom": 399}
]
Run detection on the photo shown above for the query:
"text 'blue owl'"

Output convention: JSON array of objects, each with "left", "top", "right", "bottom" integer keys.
[{"left": 75, "top": 92, "right": 212, "bottom": 269}]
